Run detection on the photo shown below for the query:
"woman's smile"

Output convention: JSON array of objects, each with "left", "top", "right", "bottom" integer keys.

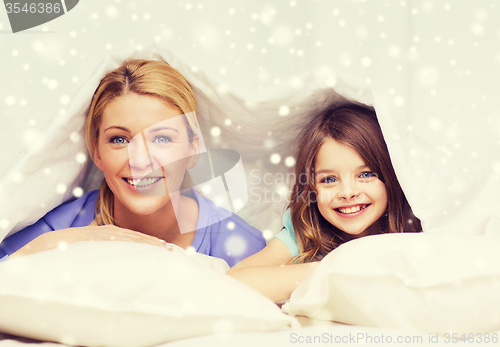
[{"left": 123, "top": 176, "right": 164, "bottom": 191}]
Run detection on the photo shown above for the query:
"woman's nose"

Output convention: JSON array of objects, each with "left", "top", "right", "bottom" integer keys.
[{"left": 128, "top": 139, "right": 153, "bottom": 170}]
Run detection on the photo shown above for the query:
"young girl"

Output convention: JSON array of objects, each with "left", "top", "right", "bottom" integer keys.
[{"left": 227, "top": 102, "right": 421, "bottom": 301}]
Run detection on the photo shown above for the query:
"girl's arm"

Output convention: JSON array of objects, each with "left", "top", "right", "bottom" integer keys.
[
  {"left": 226, "top": 238, "right": 318, "bottom": 302},
  {"left": 9, "top": 225, "right": 170, "bottom": 258}
]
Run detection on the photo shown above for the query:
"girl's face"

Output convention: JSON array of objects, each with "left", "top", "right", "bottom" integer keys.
[
  {"left": 94, "top": 92, "right": 199, "bottom": 217},
  {"left": 314, "top": 138, "right": 388, "bottom": 236}
]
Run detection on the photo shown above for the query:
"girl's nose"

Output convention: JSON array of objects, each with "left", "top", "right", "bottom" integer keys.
[{"left": 336, "top": 182, "right": 360, "bottom": 201}]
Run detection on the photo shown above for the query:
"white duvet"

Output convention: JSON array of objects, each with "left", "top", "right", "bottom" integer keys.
[{"left": 0, "top": 44, "right": 499, "bottom": 345}]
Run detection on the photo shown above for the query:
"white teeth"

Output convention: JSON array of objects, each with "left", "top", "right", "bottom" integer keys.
[
  {"left": 126, "top": 177, "right": 161, "bottom": 187},
  {"left": 338, "top": 205, "right": 365, "bottom": 214}
]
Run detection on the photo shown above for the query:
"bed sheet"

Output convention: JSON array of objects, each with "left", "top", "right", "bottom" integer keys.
[{"left": 3, "top": 317, "right": 497, "bottom": 347}]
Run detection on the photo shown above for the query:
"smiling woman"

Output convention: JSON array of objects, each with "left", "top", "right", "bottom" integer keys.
[
  {"left": 93, "top": 93, "right": 200, "bottom": 246},
  {"left": 0, "top": 59, "right": 265, "bottom": 266}
]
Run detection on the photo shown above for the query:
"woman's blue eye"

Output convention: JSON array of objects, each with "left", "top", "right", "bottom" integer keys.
[
  {"left": 321, "top": 176, "right": 338, "bottom": 184},
  {"left": 153, "top": 136, "right": 172, "bottom": 144},
  {"left": 359, "top": 171, "right": 376, "bottom": 179},
  {"left": 110, "top": 136, "right": 128, "bottom": 145}
]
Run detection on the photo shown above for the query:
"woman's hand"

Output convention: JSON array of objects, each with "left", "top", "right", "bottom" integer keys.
[{"left": 10, "top": 225, "right": 171, "bottom": 258}]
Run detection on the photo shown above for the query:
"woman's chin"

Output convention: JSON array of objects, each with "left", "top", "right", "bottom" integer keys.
[{"left": 120, "top": 196, "right": 172, "bottom": 217}]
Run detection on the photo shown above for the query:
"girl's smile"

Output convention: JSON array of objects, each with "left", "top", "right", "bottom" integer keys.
[{"left": 334, "top": 203, "right": 370, "bottom": 218}]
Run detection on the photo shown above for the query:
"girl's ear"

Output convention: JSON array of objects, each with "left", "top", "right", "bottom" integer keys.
[{"left": 186, "top": 134, "right": 200, "bottom": 169}]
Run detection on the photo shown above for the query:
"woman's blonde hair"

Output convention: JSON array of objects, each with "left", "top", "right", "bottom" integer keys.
[{"left": 85, "top": 59, "right": 198, "bottom": 226}]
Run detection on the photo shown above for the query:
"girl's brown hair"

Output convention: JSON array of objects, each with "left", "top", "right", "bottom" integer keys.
[
  {"left": 85, "top": 59, "right": 198, "bottom": 226},
  {"left": 289, "top": 103, "right": 421, "bottom": 263}
]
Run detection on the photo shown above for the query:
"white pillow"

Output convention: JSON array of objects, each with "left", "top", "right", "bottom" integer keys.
[
  {"left": 282, "top": 233, "right": 500, "bottom": 335},
  {"left": 0, "top": 242, "right": 298, "bottom": 346}
]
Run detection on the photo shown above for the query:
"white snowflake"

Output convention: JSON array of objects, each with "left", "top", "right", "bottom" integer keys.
[
  {"left": 339, "top": 52, "right": 352, "bottom": 67},
  {"left": 270, "top": 153, "right": 281, "bottom": 164},
  {"left": 361, "top": 56, "right": 372, "bottom": 67},
  {"left": 262, "top": 229, "right": 273, "bottom": 241},
  {"left": 210, "top": 126, "right": 221, "bottom": 137},
  {"left": 470, "top": 23, "right": 485, "bottom": 36},
  {"left": 393, "top": 96, "right": 405, "bottom": 107},
  {"left": 73, "top": 187, "right": 84, "bottom": 198},
  {"left": 47, "top": 79, "right": 58, "bottom": 90},
  {"left": 56, "top": 183, "right": 67, "bottom": 194},
  {"left": 75, "top": 153, "right": 87, "bottom": 164},
  {"left": 4, "top": 95, "right": 15, "bottom": 106},
  {"left": 417, "top": 66, "right": 440, "bottom": 87},
  {"left": 428, "top": 118, "right": 442, "bottom": 131},
  {"left": 260, "top": 4, "right": 276, "bottom": 25},
  {"left": 224, "top": 235, "right": 246, "bottom": 257},
  {"left": 0, "top": 219, "right": 10, "bottom": 230},
  {"left": 105, "top": 5, "right": 118, "bottom": 18},
  {"left": 388, "top": 45, "right": 401, "bottom": 58},
  {"left": 60, "top": 94, "right": 70, "bottom": 105},
  {"left": 279, "top": 105, "right": 290, "bottom": 116},
  {"left": 475, "top": 8, "right": 488, "bottom": 21},
  {"left": 271, "top": 25, "right": 294, "bottom": 47}
]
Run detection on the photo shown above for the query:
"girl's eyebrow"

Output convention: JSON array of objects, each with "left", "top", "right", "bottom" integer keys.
[
  {"left": 315, "top": 169, "right": 336, "bottom": 175},
  {"left": 315, "top": 165, "right": 369, "bottom": 174}
]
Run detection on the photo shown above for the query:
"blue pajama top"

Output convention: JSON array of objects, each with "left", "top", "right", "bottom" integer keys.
[{"left": 0, "top": 189, "right": 265, "bottom": 267}]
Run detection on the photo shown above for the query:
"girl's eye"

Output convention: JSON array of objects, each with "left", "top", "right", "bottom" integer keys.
[
  {"left": 320, "top": 176, "right": 338, "bottom": 184},
  {"left": 152, "top": 136, "right": 172, "bottom": 144},
  {"left": 109, "top": 136, "right": 129, "bottom": 145},
  {"left": 359, "top": 171, "right": 376, "bottom": 179}
]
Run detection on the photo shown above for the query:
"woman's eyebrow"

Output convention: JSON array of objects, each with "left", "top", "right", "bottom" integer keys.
[
  {"left": 104, "top": 126, "right": 130, "bottom": 133},
  {"left": 148, "top": 126, "right": 179, "bottom": 133}
]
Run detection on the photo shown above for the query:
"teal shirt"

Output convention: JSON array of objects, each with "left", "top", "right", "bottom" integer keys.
[{"left": 274, "top": 209, "right": 300, "bottom": 257}]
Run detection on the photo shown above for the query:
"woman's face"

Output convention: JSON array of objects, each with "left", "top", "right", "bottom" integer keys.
[
  {"left": 94, "top": 92, "right": 199, "bottom": 216},
  {"left": 314, "top": 138, "right": 388, "bottom": 236}
]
